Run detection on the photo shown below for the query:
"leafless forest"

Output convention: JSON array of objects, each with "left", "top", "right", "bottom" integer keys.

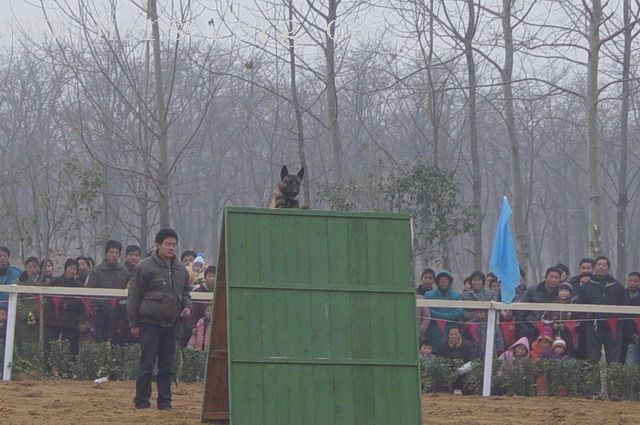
[{"left": 1, "top": 0, "right": 640, "bottom": 282}]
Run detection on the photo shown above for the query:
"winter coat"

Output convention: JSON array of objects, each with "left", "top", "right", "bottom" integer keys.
[
  {"left": 424, "top": 287, "right": 463, "bottom": 353},
  {"left": 438, "top": 338, "right": 477, "bottom": 363},
  {"left": 516, "top": 281, "right": 559, "bottom": 340},
  {"left": 577, "top": 275, "right": 628, "bottom": 322},
  {"left": 43, "top": 275, "right": 84, "bottom": 329},
  {"left": 187, "top": 317, "right": 211, "bottom": 351},
  {"left": 127, "top": 251, "right": 192, "bottom": 328},
  {"left": 498, "top": 336, "right": 530, "bottom": 367},
  {"left": 0, "top": 265, "right": 22, "bottom": 304},
  {"left": 86, "top": 261, "right": 130, "bottom": 311},
  {"left": 462, "top": 287, "right": 496, "bottom": 320}
]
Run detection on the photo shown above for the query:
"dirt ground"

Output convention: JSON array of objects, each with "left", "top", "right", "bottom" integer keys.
[{"left": 1, "top": 380, "right": 639, "bottom": 424}]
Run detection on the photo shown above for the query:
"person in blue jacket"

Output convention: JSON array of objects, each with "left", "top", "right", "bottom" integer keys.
[
  {"left": 0, "top": 246, "right": 22, "bottom": 307},
  {"left": 424, "top": 270, "right": 463, "bottom": 353}
]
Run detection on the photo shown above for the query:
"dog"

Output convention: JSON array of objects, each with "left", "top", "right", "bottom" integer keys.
[{"left": 268, "top": 165, "right": 304, "bottom": 208}]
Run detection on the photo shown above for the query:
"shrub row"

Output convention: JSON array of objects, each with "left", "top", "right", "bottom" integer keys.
[
  {"left": 420, "top": 357, "right": 640, "bottom": 400},
  {"left": 0, "top": 340, "right": 207, "bottom": 382}
]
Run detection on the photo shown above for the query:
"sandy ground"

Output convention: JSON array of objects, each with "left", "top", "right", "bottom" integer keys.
[{"left": 1, "top": 380, "right": 639, "bottom": 424}]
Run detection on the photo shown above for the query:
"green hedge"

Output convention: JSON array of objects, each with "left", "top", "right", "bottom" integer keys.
[
  {"left": 420, "top": 357, "right": 640, "bottom": 400},
  {"left": 1, "top": 340, "right": 207, "bottom": 382}
]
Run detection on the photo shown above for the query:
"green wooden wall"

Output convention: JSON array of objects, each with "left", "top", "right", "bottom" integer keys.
[{"left": 225, "top": 207, "right": 421, "bottom": 425}]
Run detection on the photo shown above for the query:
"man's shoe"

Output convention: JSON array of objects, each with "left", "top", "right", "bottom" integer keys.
[
  {"left": 157, "top": 404, "right": 172, "bottom": 410},
  {"left": 134, "top": 403, "right": 150, "bottom": 409}
]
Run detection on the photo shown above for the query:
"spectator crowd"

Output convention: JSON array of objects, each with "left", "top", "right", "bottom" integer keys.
[
  {"left": 417, "top": 256, "right": 640, "bottom": 368},
  {"left": 0, "top": 242, "right": 214, "bottom": 374}
]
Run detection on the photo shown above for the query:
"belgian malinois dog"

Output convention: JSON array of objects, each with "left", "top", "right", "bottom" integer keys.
[{"left": 269, "top": 165, "right": 304, "bottom": 208}]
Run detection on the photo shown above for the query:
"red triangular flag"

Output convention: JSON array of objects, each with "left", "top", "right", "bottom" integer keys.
[
  {"left": 634, "top": 317, "right": 640, "bottom": 334},
  {"left": 607, "top": 318, "right": 618, "bottom": 341},
  {"left": 468, "top": 322, "right": 481, "bottom": 343},
  {"left": 565, "top": 320, "right": 578, "bottom": 344},
  {"left": 533, "top": 320, "right": 545, "bottom": 337},
  {"left": 500, "top": 321, "right": 516, "bottom": 347},
  {"left": 51, "top": 296, "right": 63, "bottom": 320},
  {"left": 435, "top": 319, "right": 447, "bottom": 336}
]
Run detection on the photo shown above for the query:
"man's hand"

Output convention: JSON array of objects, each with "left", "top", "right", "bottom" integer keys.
[
  {"left": 130, "top": 326, "right": 140, "bottom": 339},
  {"left": 180, "top": 307, "right": 192, "bottom": 319}
]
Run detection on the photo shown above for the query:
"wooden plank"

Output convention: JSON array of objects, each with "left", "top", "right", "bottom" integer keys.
[{"left": 201, "top": 218, "right": 229, "bottom": 423}]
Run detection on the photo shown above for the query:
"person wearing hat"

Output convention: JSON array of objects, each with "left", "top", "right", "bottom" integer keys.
[
  {"left": 0, "top": 246, "right": 22, "bottom": 306},
  {"left": 552, "top": 338, "right": 571, "bottom": 359},
  {"left": 423, "top": 270, "right": 463, "bottom": 354},
  {"left": 191, "top": 255, "right": 206, "bottom": 286}
]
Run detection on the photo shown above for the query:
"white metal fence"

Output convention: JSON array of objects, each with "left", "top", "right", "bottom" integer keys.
[
  {"left": 2, "top": 284, "right": 640, "bottom": 397},
  {"left": 0, "top": 284, "right": 213, "bottom": 381}
]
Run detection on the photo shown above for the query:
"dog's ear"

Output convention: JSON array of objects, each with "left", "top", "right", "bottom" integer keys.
[
  {"left": 297, "top": 167, "right": 304, "bottom": 180},
  {"left": 280, "top": 165, "right": 289, "bottom": 180}
]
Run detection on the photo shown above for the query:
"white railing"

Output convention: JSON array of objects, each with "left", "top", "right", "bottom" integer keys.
[
  {"left": 417, "top": 299, "right": 640, "bottom": 396},
  {"left": 0, "top": 284, "right": 213, "bottom": 381},
  {"left": 2, "top": 284, "right": 639, "bottom": 396}
]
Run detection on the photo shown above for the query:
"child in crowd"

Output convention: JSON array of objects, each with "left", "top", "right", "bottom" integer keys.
[
  {"left": 188, "top": 304, "right": 212, "bottom": 352},
  {"left": 191, "top": 256, "right": 206, "bottom": 287},
  {"left": 498, "top": 336, "right": 530, "bottom": 368},
  {"left": 541, "top": 283, "right": 577, "bottom": 356},
  {"left": 419, "top": 341, "right": 436, "bottom": 360},
  {"left": 551, "top": 338, "right": 572, "bottom": 360},
  {"left": 531, "top": 335, "right": 554, "bottom": 360}
]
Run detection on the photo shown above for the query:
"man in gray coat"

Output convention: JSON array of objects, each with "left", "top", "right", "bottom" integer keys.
[{"left": 128, "top": 228, "right": 192, "bottom": 410}]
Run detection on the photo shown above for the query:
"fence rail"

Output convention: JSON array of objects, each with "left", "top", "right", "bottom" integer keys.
[
  {"left": 0, "top": 284, "right": 213, "bottom": 381},
  {"left": 2, "top": 285, "right": 639, "bottom": 395}
]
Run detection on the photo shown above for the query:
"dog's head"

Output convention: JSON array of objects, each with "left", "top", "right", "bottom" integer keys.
[{"left": 278, "top": 165, "right": 304, "bottom": 198}]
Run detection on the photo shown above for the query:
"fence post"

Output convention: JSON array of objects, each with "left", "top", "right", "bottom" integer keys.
[
  {"left": 3, "top": 285, "right": 18, "bottom": 381},
  {"left": 482, "top": 304, "right": 497, "bottom": 396}
]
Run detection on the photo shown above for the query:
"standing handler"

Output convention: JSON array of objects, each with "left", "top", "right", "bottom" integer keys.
[{"left": 127, "top": 228, "right": 192, "bottom": 410}]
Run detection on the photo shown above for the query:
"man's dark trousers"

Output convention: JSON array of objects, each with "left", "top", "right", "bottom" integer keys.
[{"left": 134, "top": 323, "right": 177, "bottom": 408}]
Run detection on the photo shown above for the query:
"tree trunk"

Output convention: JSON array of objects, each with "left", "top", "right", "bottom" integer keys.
[
  {"left": 587, "top": 0, "right": 603, "bottom": 257},
  {"left": 148, "top": 0, "right": 170, "bottom": 227},
  {"left": 501, "top": 0, "right": 528, "bottom": 272},
  {"left": 325, "top": 0, "right": 342, "bottom": 181},
  {"left": 617, "top": 0, "right": 631, "bottom": 277},
  {"left": 464, "top": 0, "right": 483, "bottom": 270},
  {"left": 289, "top": 1, "right": 310, "bottom": 207}
]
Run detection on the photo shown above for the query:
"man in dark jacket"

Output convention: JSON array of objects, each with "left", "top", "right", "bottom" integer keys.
[
  {"left": 577, "top": 256, "right": 629, "bottom": 363},
  {"left": 44, "top": 258, "right": 84, "bottom": 371},
  {"left": 86, "top": 240, "right": 130, "bottom": 343},
  {"left": 128, "top": 228, "right": 192, "bottom": 410},
  {"left": 516, "top": 266, "right": 561, "bottom": 342}
]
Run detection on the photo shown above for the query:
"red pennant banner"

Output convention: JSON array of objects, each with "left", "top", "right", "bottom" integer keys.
[
  {"left": 564, "top": 320, "right": 578, "bottom": 344},
  {"left": 634, "top": 317, "right": 640, "bottom": 335},
  {"left": 500, "top": 321, "right": 516, "bottom": 347},
  {"left": 468, "top": 323, "right": 481, "bottom": 343},
  {"left": 51, "top": 296, "right": 63, "bottom": 320},
  {"left": 81, "top": 297, "right": 94, "bottom": 317},
  {"left": 607, "top": 318, "right": 618, "bottom": 341},
  {"left": 435, "top": 319, "right": 447, "bottom": 336},
  {"left": 533, "top": 321, "right": 545, "bottom": 337}
]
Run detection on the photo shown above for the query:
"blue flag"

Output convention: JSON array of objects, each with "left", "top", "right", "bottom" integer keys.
[{"left": 489, "top": 196, "right": 520, "bottom": 304}]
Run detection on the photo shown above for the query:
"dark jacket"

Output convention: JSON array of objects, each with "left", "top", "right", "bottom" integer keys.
[
  {"left": 127, "top": 251, "right": 192, "bottom": 327},
  {"left": 86, "top": 261, "right": 129, "bottom": 289},
  {"left": 87, "top": 261, "right": 129, "bottom": 310},
  {"left": 438, "top": 338, "right": 478, "bottom": 362},
  {"left": 516, "top": 281, "right": 558, "bottom": 341},
  {"left": 43, "top": 275, "right": 84, "bottom": 329},
  {"left": 576, "top": 275, "right": 628, "bottom": 320}
]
